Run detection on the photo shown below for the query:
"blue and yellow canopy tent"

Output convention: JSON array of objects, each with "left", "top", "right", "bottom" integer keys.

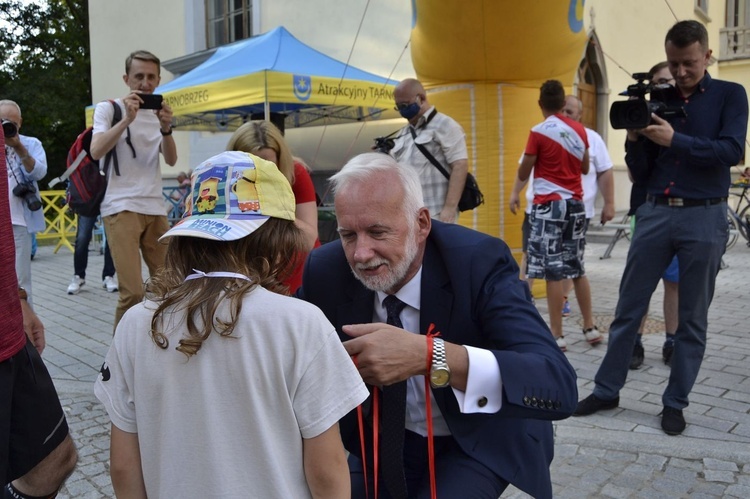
[{"left": 155, "top": 26, "right": 399, "bottom": 131}]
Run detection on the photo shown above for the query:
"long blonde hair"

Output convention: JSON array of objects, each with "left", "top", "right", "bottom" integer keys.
[
  {"left": 226, "top": 121, "right": 295, "bottom": 184},
  {"left": 146, "top": 218, "right": 303, "bottom": 358}
]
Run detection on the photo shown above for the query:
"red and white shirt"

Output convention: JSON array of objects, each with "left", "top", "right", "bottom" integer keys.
[{"left": 524, "top": 114, "right": 588, "bottom": 204}]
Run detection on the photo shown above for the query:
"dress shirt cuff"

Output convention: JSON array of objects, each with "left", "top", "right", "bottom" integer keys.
[{"left": 451, "top": 346, "right": 502, "bottom": 413}]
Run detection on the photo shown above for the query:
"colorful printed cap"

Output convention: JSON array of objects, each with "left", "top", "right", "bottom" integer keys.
[{"left": 160, "top": 151, "right": 295, "bottom": 242}]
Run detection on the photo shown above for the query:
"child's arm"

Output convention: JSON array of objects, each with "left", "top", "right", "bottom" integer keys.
[
  {"left": 303, "top": 423, "right": 350, "bottom": 499},
  {"left": 110, "top": 424, "right": 147, "bottom": 499}
]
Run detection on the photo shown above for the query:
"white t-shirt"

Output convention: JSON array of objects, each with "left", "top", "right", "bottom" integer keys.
[
  {"left": 95, "top": 286, "right": 368, "bottom": 498},
  {"left": 581, "top": 128, "right": 613, "bottom": 219},
  {"left": 92, "top": 100, "right": 167, "bottom": 217},
  {"left": 521, "top": 127, "right": 612, "bottom": 218}
]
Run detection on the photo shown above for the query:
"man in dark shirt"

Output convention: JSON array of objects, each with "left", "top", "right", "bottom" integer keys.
[{"left": 575, "top": 20, "right": 748, "bottom": 436}]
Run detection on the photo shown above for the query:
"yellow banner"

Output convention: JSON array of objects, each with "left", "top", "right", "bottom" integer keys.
[{"left": 162, "top": 71, "right": 396, "bottom": 116}]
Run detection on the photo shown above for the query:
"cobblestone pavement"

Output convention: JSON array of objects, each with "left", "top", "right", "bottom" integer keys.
[{"left": 25, "top": 232, "right": 750, "bottom": 498}]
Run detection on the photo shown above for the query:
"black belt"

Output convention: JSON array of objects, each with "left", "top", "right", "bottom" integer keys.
[{"left": 648, "top": 195, "right": 727, "bottom": 207}]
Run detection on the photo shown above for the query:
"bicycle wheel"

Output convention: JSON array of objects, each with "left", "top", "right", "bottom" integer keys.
[
  {"left": 727, "top": 208, "right": 739, "bottom": 250},
  {"left": 738, "top": 203, "right": 750, "bottom": 243}
]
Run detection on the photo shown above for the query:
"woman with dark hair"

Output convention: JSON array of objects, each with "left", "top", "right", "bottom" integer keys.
[{"left": 95, "top": 151, "right": 367, "bottom": 498}]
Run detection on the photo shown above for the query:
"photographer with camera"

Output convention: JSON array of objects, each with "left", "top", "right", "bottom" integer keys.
[
  {"left": 90, "top": 50, "right": 177, "bottom": 330},
  {"left": 388, "top": 78, "right": 468, "bottom": 223},
  {"left": 576, "top": 21, "right": 749, "bottom": 436},
  {"left": 1, "top": 100, "right": 47, "bottom": 307}
]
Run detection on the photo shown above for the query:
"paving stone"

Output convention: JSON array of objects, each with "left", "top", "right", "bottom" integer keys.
[
  {"left": 703, "top": 470, "right": 737, "bottom": 483},
  {"left": 703, "top": 457, "right": 739, "bottom": 471}
]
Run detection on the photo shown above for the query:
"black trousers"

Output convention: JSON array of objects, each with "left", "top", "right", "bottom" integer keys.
[{"left": 349, "top": 430, "right": 508, "bottom": 499}]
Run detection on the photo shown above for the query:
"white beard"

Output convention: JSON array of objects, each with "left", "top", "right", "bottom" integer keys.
[{"left": 351, "top": 232, "right": 419, "bottom": 293}]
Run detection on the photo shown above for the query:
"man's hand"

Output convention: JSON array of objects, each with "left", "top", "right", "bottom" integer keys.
[
  {"left": 640, "top": 114, "right": 674, "bottom": 147},
  {"left": 509, "top": 191, "right": 520, "bottom": 214},
  {"left": 122, "top": 92, "right": 141, "bottom": 123},
  {"left": 342, "top": 323, "right": 426, "bottom": 386},
  {"left": 600, "top": 204, "right": 615, "bottom": 224},
  {"left": 157, "top": 102, "right": 174, "bottom": 131},
  {"left": 20, "top": 299, "right": 45, "bottom": 354},
  {"left": 5, "top": 132, "right": 21, "bottom": 149}
]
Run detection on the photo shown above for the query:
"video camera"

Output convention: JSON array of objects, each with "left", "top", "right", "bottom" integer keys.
[{"left": 609, "top": 72, "right": 686, "bottom": 130}]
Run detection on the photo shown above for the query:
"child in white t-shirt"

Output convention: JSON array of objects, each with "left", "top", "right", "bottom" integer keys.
[{"left": 95, "top": 151, "right": 368, "bottom": 498}]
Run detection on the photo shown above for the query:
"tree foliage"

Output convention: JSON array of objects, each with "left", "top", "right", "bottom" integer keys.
[{"left": 0, "top": 0, "right": 90, "bottom": 188}]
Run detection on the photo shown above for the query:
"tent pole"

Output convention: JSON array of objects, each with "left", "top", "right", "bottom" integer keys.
[{"left": 264, "top": 70, "right": 270, "bottom": 121}]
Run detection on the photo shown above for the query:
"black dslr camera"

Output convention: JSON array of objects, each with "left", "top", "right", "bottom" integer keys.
[
  {"left": 609, "top": 72, "right": 686, "bottom": 129},
  {"left": 373, "top": 136, "right": 395, "bottom": 154},
  {"left": 13, "top": 181, "right": 42, "bottom": 211},
  {"left": 2, "top": 119, "right": 18, "bottom": 138}
]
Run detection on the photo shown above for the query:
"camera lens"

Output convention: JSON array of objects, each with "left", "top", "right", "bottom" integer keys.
[{"left": 2, "top": 119, "right": 17, "bottom": 138}]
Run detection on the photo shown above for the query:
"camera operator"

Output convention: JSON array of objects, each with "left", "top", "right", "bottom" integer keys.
[
  {"left": 0, "top": 100, "right": 47, "bottom": 307},
  {"left": 576, "top": 21, "right": 749, "bottom": 436}
]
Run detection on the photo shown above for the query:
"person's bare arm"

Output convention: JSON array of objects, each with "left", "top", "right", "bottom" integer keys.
[
  {"left": 596, "top": 169, "right": 615, "bottom": 223},
  {"left": 90, "top": 94, "right": 139, "bottom": 161},
  {"left": 517, "top": 154, "right": 536, "bottom": 182},
  {"left": 295, "top": 200, "right": 319, "bottom": 251},
  {"left": 20, "top": 298, "right": 45, "bottom": 354},
  {"left": 303, "top": 423, "right": 350, "bottom": 499},
  {"left": 580, "top": 150, "right": 590, "bottom": 175},
  {"left": 439, "top": 158, "right": 469, "bottom": 222},
  {"left": 509, "top": 176, "right": 529, "bottom": 215},
  {"left": 110, "top": 425, "right": 147, "bottom": 499},
  {"left": 157, "top": 102, "right": 177, "bottom": 166}
]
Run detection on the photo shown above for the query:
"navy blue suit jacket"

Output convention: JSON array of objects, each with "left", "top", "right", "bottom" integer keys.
[{"left": 297, "top": 221, "right": 577, "bottom": 499}]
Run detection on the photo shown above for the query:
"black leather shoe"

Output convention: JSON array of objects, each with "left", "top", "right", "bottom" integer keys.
[
  {"left": 661, "top": 406, "right": 686, "bottom": 435},
  {"left": 574, "top": 394, "right": 620, "bottom": 416},
  {"left": 630, "top": 343, "right": 645, "bottom": 370}
]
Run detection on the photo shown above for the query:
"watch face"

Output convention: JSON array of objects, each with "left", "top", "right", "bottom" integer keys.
[{"left": 430, "top": 368, "right": 450, "bottom": 387}]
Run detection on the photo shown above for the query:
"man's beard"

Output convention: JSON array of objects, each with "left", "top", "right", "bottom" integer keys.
[{"left": 351, "top": 234, "right": 419, "bottom": 293}]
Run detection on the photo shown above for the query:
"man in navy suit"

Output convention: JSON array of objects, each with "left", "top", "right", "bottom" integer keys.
[{"left": 297, "top": 152, "right": 577, "bottom": 499}]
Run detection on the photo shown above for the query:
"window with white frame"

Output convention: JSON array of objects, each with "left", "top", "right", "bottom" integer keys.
[
  {"left": 722, "top": 0, "right": 750, "bottom": 59},
  {"left": 206, "top": 0, "right": 252, "bottom": 49},
  {"left": 696, "top": 0, "right": 709, "bottom": 16}
]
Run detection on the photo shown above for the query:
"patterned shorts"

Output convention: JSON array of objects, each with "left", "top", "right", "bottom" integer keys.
[{"left": 527, "top": 199, "right": 586, "bottom": 281}]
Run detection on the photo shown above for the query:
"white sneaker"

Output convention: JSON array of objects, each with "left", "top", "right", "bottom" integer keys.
[
  {"left": 556, "top": 336, "right": 568, "bottom": 352},
  {"left": 583, "top": 327, "right": 603, "bottom": 345},
  {"left": 103, "top": 276, "right": 118, "bottom": 293},
  {"left": 67, "top": 275, "right": 85, "bottom": 295}
]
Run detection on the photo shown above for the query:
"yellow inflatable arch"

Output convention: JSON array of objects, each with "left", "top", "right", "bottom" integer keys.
[{"left": 411, "top": 0, "right": 587, "bottom": 263}]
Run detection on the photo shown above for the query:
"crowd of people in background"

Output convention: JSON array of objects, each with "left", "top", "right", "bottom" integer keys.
[{"left": 3, "top": 17, "right": 748, "bottom": 498}]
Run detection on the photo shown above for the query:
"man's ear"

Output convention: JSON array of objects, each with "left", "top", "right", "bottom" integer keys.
[{"left": 417, "top": 207, "right": 431, "bottom": 240}]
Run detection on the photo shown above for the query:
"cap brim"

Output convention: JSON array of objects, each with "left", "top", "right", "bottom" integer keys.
[{"left": 159, "top": 215, "right": 270, "bottom": 242}]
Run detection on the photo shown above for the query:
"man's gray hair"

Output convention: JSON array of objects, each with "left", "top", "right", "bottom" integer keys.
[
  {"left": 330, "top": 153, "right": 425, "bottom": 218},
  {"left": 0, "top": 99, "right": 21, "bottom": 116}
]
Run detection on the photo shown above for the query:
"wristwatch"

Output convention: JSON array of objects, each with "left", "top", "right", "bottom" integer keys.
[{"left": 429, "top": 338, "right": 451, "bottom": 388}]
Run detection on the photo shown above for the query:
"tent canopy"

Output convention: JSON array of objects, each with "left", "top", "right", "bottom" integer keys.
[{"left": 157, "top": 26, "right": 399, "bottom": 131}]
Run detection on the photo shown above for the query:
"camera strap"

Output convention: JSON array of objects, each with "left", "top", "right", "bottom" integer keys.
[
  {"left": 5, "top": 146, "right": 30, "bottom": 185},
  {"left": 409, "top": 121, "right": 451, "bottom": 181}
]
